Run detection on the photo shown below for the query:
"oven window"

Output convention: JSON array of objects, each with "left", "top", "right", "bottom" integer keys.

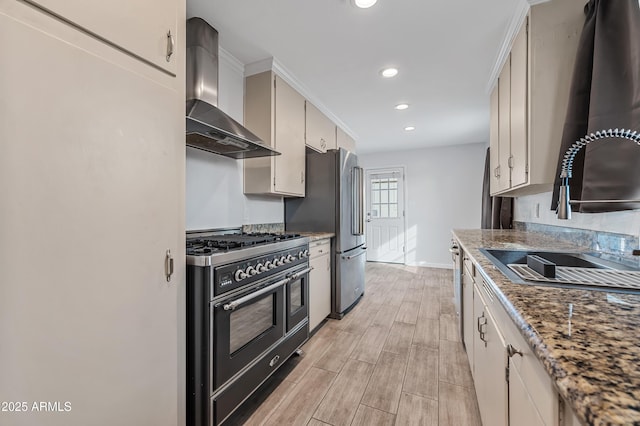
[
  {"left": 290, "top": 279, "right": 302, "bottom": 313},
  {"left": 229, "top": 295, "right": 274, "bottom": 354}
]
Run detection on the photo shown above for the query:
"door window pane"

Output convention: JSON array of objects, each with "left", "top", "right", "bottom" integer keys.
[
  {"left": 369, "top": 173, "right": 401, "bottom": 219},
  {"left": 230, "top": 296, "right": 273, "bottom": 353}
]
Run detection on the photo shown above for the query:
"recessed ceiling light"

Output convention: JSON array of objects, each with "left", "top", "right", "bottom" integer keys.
[
  {"left": 404, "top": 126, "right": 415, "bottom": 131},
  {"left": 354, "top": 0, "right": 377, "bottom": 8},
  {"left": 380, "top": 67, "right": 398, "bottom": 78},
  {"left": 395, "top": 103, "right": 409, "bottom": 110}
]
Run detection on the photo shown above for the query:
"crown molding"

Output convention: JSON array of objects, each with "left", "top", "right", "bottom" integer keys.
[
  {"left": 485, "top": 0, "right": 553, "bottom": 93},
  {"left": 245, "top": 57, "right": 359, "bottom": 142},
  {"left": 485, "top": 1, "right": 529, "bottom": 94},
  {"left": 218, "top": 47, "right": 245, "bottom": 75}
]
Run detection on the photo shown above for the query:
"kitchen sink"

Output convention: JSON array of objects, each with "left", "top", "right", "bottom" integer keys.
[{"left": 479, "top": 248, "right": 640, "bottom": 293}]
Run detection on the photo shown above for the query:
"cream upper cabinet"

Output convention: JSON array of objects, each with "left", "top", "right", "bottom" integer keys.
[
  {"left": 497, "top": 55, "right": 513, "bottom": 193},
  {"left": 336, "top": 126, "right": 356, "bottom": 153},
  {"left": 305, "top": 101, "right": 337, "bottom": 153},
  {"left": 24, "top": 0, "right": 178, "bottom": 76},
  {"left": 244, "top": 71, "right": 306, "bottom": 197},
  {"left": 490, "top": 0, "right": 583, "bottom": 196}
]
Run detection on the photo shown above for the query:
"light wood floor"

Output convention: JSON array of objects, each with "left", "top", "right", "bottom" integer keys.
[{"left": 225, "top": 263, "right": 482, "bottom": 426}]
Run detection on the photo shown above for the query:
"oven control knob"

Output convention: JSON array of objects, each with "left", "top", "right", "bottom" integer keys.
[
  {"left": 304, "top": 249, "right": 310, "bottom": 257},
  {"left": 234, "top": 269, "right": 248, "bottom": 282},
  {"left": 256, "top": 263, "right": 266, "bottom": 273},
  {"left": 285, "top": 254, "right": 294, "bottom": 263},
  {"left": 246, "top": 266, "right": 257, "bottom": 276},
  {"left": 279, "top": 256, "right": 287, "bottom": 265},
  {"left": 265, "top": 260, "right": 276, "bottom": 269},
  {"left": 298, "top": 250, "right": 309, "bottom": 258}
]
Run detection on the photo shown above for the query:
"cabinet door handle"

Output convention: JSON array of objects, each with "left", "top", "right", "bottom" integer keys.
[
  {"left": 477, "top": 313, "right": 487, "bottom": 346},
  {"left": 508, "top": 155, "right": 514, "bottom": 169},
  {"left": 166, "top": 30, "right": 174, "bottom": 62},
  {"left": 507, "top": 344, "right": 523, "bottom": 357},
  {"left": 301, "top": 171, "right": 305, "bottom": 183},
  {"left": 165, "top": 249, "right": 174, "bottom": 282}
]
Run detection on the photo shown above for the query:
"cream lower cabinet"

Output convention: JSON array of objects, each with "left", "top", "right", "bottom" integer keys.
[
  {"left": 308, "top": 239, "right": 332, "bottom": 331},
  {"left": 473, "top": 282, "right": 508, "bottom": 426},
  {"left": 468, "top": 273, "right": 574, "bottom": 426},
  {"left": 244, "top": 71, "right": 306, "bottom": 197},
  {"left": 462, "top": 257, "right": 476, "bottom": 377}
]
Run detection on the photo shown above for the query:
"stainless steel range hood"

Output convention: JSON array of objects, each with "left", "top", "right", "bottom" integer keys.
[{"left": 186, "top": 18, "right": 279, "bottom": 159}]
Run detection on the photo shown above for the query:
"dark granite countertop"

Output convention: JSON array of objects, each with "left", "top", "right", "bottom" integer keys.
[{"left": 452, "top": 229, "right": 640, "bottom": 426}]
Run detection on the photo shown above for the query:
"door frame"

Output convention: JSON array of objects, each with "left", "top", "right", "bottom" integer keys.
[{"left": 364, "top": 166, "right": 408, "bottom": 264}]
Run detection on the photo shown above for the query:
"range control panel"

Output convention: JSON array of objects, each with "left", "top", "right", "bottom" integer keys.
[{"left": 214, "top": 245, "right": 310, "bottom": 297}]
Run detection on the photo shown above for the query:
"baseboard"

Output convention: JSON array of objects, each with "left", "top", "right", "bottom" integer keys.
[{"left": 405, "top": 262, "right": 453, "bottom": 269}]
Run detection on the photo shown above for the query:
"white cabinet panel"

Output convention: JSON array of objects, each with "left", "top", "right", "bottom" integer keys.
[
  {"left": 306, "top": 101, "right": 336, "bottom": 153},
  {"left": 489, "top": 0, "right": 583, "bottom": 197},
  {"left": 244, "top": 72, "right": 306, "bottom": 197},
  {"left": 336, "top": 126, "right": 356, "bottom": 153},
  {"left": 23, "top": 0, "right": 178, "bottom": 75},
  {"left": 309, "top": 240, "right": 331, "bottom": 332},
  {"left": 0, "top": 5, "right": 183, "bottom": 425},
  {"left": 473, "top": 283, "right": 508, "bottom": 426}
]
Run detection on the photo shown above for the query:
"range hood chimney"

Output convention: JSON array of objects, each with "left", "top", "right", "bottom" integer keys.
[{"left": 186, "top": 18, "right": 279, "bottom": 159}]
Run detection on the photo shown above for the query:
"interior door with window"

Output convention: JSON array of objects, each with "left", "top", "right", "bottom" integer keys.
[{"left": 365, "top": 168, "right": 406, "bottom": 263}]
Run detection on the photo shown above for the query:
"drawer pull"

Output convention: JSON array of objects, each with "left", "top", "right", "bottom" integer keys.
[{"left": 269, "top": 355, "right": 280, "bottom": 367}]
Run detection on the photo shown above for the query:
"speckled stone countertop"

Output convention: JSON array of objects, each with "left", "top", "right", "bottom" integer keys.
[
  {"left": 452, "top": 229, "right": 640, "bottom": 426},
  {"left": 296, "top": 232, "right": 334, "bottom": 242}
]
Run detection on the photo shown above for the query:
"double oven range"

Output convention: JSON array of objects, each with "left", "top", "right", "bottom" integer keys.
[{"left": 186, "top": 230, "right": 311, "bottom": 426}]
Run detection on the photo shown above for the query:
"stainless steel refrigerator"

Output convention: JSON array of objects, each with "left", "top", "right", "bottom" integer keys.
[{"left": 285, "top": 148, "right": 366, "bottom": 318}]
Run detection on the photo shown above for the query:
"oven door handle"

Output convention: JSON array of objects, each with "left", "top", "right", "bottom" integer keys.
[
  {"left": 223, "top": 277, "right": 290, "bottom": 311},
  {"left": 288, "top": 266, "right": 313, "bottom": 281}
]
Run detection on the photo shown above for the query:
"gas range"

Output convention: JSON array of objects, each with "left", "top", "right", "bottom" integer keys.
[
  {"left": 186, "top": 230, "right": 310, "bottom": 297},
  {"left": 186, "top": 229, "right": 311, "bottom": 425}
]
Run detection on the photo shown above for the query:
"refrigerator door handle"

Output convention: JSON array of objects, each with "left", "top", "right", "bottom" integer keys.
[
  {"left": 352, "top": 166, "right": 365, "bottom": 236},
  {"left": 342, "top": 247, "right": 367, "bottom": 260}
]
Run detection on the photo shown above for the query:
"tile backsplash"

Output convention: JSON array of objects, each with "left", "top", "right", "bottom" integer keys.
[
  {"left": 242, "top": 223, "right": 285, "bottom": 233},
  {"left": 514, "top": 221, "right": 639, "bottom": 257}
]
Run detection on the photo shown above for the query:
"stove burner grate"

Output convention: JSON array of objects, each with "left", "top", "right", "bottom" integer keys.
[{"left": 186, "top": 232, "right": 303, "bottom": 255}]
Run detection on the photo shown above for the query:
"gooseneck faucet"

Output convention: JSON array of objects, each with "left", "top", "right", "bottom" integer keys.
[{"left": 557, "top": 128, "right": 640, "bottom": 219}]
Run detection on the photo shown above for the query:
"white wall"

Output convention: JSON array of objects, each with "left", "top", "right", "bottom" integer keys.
[
  {"left": 185, "top": 51, "right": 283, "bottom": 230},
  {"left": 360, "top": 143, "right": 486, "bottom": 268},
  {"left": 514, "top": 192, "right": 640, "bottom": 238}
]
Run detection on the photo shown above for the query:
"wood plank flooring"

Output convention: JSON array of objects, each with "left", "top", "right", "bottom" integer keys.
[{"left": 224, "top": 263, "right": 482, "bottom": 426}]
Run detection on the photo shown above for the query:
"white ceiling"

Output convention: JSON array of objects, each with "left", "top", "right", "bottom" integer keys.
[{"left": 187, "top": 0, "right": 521, "bottom": 154}]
